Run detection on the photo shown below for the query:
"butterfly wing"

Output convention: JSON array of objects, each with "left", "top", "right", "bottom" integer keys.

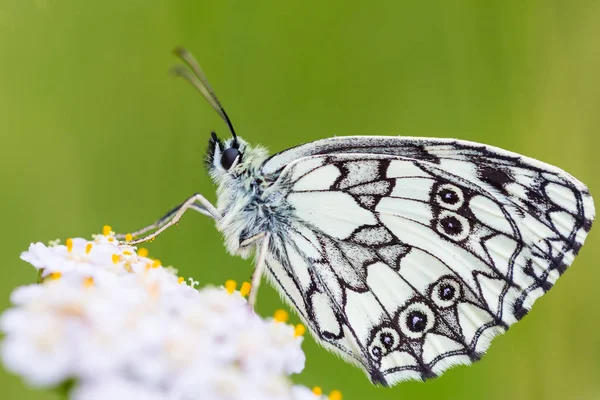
[{"left": 259, "top": 137, "right": 594, "bottom": 386}]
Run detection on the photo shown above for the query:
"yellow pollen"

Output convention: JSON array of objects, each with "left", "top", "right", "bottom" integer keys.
[
  {"left": 151, "top": 259, "right": 161, "bottom": 268},
  {"left": 102, "top": 225, "right": 112, "bottom": 236},
  {"left": 294, "top": 323, "right": 306, "bottom": 337},
  {"left": 138, "top": 248, "right": 149, "bottom": 257},
  {"left": 49, "top": 272, "right": 62, "bottom": 280},
  {"left": 123, "top": 251, "right": 132, "bottom": 256},
  {"left": 273, "top": 309, "right": 289, "bottom": 323},
  {"left": 108, "top": 237, "right": 114, "bottom": 242},
  {"left": 240, "top": 282, "right": 251, "bottom": 297},
  {"left": 123, "top": 262, "right": 133, "bottom": 273},
  {"left": 112, "top": 254, "right": 121, "bottom": 264},
  {"left": 328, "top": 390, "right": 342, "bottom": 400},
  {"left": 125, "top": 233, "right": 133, "bottom": 242},
  {"left": 83, "top": 277, "right": 94, "bottom": 288},
  {"left": 178, "top": 277, "right": 184, "bottom": 284},
  {"left": 85, "top": 243, "right": 93, "bottom": 254},
  {"left": 224, "top": 279, "right": 237, "bottom": 294},
  {"left": 66, "top": 238, "right": 73, "bottom": 252},
  {"left": 312, "top": 387, "right": 323, "bottom": 396}
]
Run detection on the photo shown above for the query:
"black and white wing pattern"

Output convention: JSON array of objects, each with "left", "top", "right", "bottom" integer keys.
[{"left": 259, "top": 137, "right": 594, "bottom": 386}]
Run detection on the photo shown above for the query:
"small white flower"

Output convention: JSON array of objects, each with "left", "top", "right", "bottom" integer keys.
[
  {"left": 1, "top": 230, "right": 335, "bottom": 400},
  {"left": 71, "top": 378, "right": 167, "bottom": 400}
]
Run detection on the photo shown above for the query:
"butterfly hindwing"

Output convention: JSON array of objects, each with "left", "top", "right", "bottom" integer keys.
[{"left": 259, "top": 137, "right": 594, "bottom": 385}]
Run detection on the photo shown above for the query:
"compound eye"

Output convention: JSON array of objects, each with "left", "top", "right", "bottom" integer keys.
[{"left": 220, "top": 147, "right": 241, "bottom": 170}]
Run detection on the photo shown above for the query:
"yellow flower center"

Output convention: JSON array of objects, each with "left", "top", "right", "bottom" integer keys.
[
  {"left": 49, "top": 272, "right": 62, "bottom": 280},
  {"left": 102, "top": 225, "right": 112, "bottom": 236},
  {"left": 224, "top": 279, "right": 237, "bottom": 294},
  {"left": 239, "top": 282, "right": 251, "bottom": 297},
  {"left": 329, "top": 390, "right": 342, "bottom": 400},
  {"left": 294, "top": 323, "right": 306, "bottom": 337},
  {"left": 273, "top": 309, "right": 289, "bottom": 323}
]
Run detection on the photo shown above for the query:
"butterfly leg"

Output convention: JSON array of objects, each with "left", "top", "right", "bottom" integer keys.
[
  {"left": 117, "top": 193, "right": 221, "bottom": 245},
  {"left": 239, "top": 232, "right": 267, "bottom": 247},
  {"left": 116, "top": 203, "right": 211, "bottom": 239},
  {"left": 247, "top": 231, "right": 271, "bottom": 309}
]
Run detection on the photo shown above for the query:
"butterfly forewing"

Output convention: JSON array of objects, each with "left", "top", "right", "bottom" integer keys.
[{"left": 259, "top": 137, "right": 594, "bottom": 386}]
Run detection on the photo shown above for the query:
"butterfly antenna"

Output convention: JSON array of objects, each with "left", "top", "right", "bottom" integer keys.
[{"left": 171, "top": 47, "right": 238, "bottom": 142}]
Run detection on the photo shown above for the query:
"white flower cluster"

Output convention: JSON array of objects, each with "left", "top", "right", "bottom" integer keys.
[{"left": 1, "top": 227, "right": 341, "bottom": 400}]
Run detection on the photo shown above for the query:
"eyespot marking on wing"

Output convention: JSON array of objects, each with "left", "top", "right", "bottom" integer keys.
[{"left": 399, "top": 301, "right": 436, "bottom": 339}]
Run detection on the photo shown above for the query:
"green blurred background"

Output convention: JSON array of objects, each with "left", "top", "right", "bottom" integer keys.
[{"left": 1, "top": 0, "right": 599, "bottom": 399}]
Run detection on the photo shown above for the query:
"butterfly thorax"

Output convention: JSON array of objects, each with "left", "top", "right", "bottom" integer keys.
[{"left": 211, "top": 141, "right": 290, "bottom": 258}]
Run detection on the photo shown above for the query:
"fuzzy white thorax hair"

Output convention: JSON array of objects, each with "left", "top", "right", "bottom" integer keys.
[{"left": 207, "top": 136, "right": 276, "bottom": 258}]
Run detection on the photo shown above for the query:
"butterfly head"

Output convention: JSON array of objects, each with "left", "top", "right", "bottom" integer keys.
[
  {"left": 206, "top": 131, "right": 242, "bottom": 174},
  {"left": 204, "top": 132, "right": 263, "bottom": 178},
  {"left": 205, "top": 132, "right": 269, "bottom": 184}
]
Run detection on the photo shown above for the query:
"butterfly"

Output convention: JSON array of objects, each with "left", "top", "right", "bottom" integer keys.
[{"left": 119, "top": 48, "right": 595, "bottom": 386}]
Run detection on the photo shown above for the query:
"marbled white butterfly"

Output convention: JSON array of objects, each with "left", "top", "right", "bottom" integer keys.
[{"left": 119, "top": 48, "right": 595, "bottom": 386}]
